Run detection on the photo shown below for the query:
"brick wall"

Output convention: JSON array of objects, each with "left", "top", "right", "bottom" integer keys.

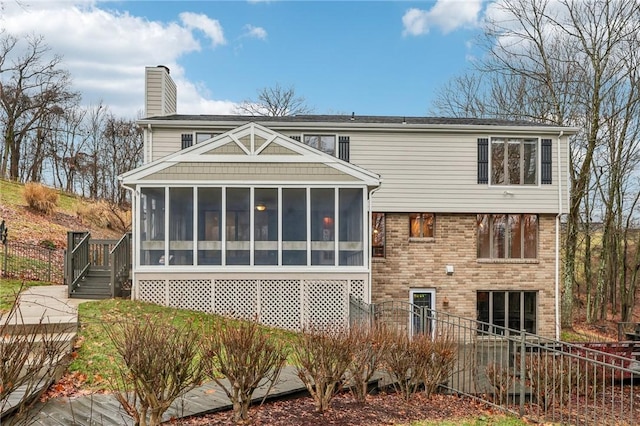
[{"left": 371, "top": 213, "right": 557, "bottom": 338}]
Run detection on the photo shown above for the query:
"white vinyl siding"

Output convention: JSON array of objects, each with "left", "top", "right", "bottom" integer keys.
[{"left": 349, "top": 132, "right": 567, "bottom": 214}]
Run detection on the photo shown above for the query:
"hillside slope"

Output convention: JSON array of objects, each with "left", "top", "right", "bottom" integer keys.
[{"left": 0, "top": 180, "right": 124, "bottom": 249}]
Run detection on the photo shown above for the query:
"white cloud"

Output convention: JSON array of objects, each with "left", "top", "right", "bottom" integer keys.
[
  {"left": 179, "top": 12, "right": 226, "bottom": 47},
  {"left": 0, "top": 2, "right": 237, "bottom": 117},
  {"left": 243, "top": 24, "right": 267, "bottom": 40},
  {"left": 402, "top": 0, "right": 482, "bottom": 36}
]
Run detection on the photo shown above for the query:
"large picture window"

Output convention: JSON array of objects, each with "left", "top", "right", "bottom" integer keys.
[
  {"left": 477, "top": 214, "right": 537, "bottom": 259},
  {"left": 491, "top": 138, "right": 537, "bottom": 185},
  {"left": 477, "top": 291, "right": 537, "bottom": 335}
]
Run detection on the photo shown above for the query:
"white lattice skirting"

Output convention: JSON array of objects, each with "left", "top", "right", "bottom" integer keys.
[{"left": 137, "top": 278, "right": 367, "bottom": 331}]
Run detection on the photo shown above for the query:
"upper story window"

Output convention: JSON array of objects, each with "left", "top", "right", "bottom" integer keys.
[
  {"left": 478, "top": 138, "right": 552, "bottom": 185},
  {"left": 477, "top": 214, "right": 538, "bottom": 259},
  {"left": 372, "top": 212, "right": 385, "bottom": 258},
  {"left": 303, "top": 135, "right": 336, "bottom": 155},
  {"left": 196, "top": 132, "right": 218, "bottom": 143},
  {"left": 409, "top": 213, "right": 434, "bottom": 238},
  {"left": 491, "top": 138, "right": 537, "bottom": 185}
]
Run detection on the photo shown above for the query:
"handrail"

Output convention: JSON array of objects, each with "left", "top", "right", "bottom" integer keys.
[
  {"left": 68, "top": 232, "right": 91, "bottom": 296},
  {"left": 109, "top": 232, "right": 131, "bottom": 298}
]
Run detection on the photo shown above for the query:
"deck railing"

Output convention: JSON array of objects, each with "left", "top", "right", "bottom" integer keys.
[
  {"left": 66, "top": 232, "right": 91, "bottom": 296},
  {"left": 109, "top": 232, "right": 131, "bottom": 298},
  {"left": 350, "top": 297, "right": 639, "bottom": 425}
]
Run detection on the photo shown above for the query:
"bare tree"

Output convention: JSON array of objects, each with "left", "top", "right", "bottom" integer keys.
[
  {"left": 432, "top": 0, "right": 640, "bottom": 326},
  {"left": 0, "top": 33, "right": 78, "bottom": 180},
  {"left": 234, "top": 83, "right": 314, "bottom": 116}
]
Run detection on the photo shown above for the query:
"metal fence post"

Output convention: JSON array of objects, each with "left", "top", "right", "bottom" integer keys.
[
  {"left": 520, "top": 329, "right": 526, "bottom": 417},
  {"left": 47, "top": 248, "right": 52, "bottom": 282},
  {"left": 2, "top": 242, "right": 7, "bottom": 278}
]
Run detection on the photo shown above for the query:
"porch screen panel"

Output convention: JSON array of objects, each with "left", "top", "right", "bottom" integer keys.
[
  {"left": 198, "top": 187, "right": 221, "bottom": 265},
  {"left": 338, "top": 188, "right": 363, "bottom": 265},
  {"left": 226, "top": 188, "right": 250, "bottom": 265},
  {"left": 140, "top": 188, "right": 165, "bottom": 266},
  {"left": 311, "top": 188, "right": 335, "bottom": 265},
  {"left": 282, "top": 188, "right": 306, "bottom": 265},
  {"left": 254, "top": 188, "right": 278, "bottom": 265},
  {"left": 169, "top": 187, "right": 193, "bottom": 265}
]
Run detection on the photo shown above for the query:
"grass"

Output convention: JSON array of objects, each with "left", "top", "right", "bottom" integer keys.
[
  {"left": 71, "top": 299, "right": 297, "bottom": 390},
  {"left": 404, "top": 416, "right": 529, "bottom": 425},
  {"left": 0, "top": 278, "right": 51, "bottom": 312}
]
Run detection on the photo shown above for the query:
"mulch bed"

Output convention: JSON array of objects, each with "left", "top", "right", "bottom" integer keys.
[{"left": 173, "top": 392, "right": 500, "bottom": 425}]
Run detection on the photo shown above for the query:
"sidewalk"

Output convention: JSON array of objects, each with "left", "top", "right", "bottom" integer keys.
[{"left": 4, "top": 285, "right": 307, "bottom": 425}]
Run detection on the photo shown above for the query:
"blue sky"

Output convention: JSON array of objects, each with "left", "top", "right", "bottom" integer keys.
[{"left": 2, "top": 1, "right": 486, "bottom": 117}]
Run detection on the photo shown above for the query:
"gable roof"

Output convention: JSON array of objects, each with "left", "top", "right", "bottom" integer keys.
[{"left": 120, "top": 122, "right": 380, "bottom": 186}]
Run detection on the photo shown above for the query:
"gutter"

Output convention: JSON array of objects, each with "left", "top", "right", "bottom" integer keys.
[{"left": 555, "top": 130, "right": 564, "bottom": 340}]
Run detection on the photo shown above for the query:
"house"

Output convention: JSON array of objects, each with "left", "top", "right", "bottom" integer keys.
[{"left": 120, "top": 65, "right": 578, "bottom": 338}]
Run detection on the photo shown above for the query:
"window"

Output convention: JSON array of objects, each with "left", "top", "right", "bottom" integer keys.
[
  {"left": 477, "top": 291, "right": 537, "bottom": 335},
  {"left": 477, "top": 214, "right": 537, "bottom": 259},
  {"left": 409, "top": 213, "right": 434, "bottom": 238},
  {"left": 303, "top": 135, "right": 336, "bottom": 155},
  {"left": 491, "top": 138, "right": 537, "bottom": 185},
  {"left": 196, "top": 132, "right": 218, "bottom": 143},
  {"left": 372, "top": 213, "right": 385, "bottom": 258}
]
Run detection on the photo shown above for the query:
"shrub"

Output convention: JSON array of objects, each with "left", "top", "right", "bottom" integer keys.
[
  {"left": 381, "top": 329, "right": 427, "bottom": 402},
  {"left": 22, "top": 182, "right": 59, "bottom": 215},
  {"left": 105, "top": 316, "right": 204, "bottom": 426},
  {"left": 292, "top": 325, "right": 353, "bottom": 413},
  {"left": 421, "top": 330, "right": 458, "bottom": 398},
  {"left": 200, "top": 319, "right": 287, "bottom": 424},
  {"left": 347, "top": 322, "right": 389, "bottom": 404},
  {"left": 75, "top": 200, "right": 131, "bottom": 233},
  {"left": 485, "top": 363, "right": 513, "bottom": 405}
]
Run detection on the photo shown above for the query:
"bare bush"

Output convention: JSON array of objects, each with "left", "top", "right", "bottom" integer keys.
[
  {"left": 105, "top": 316, "right": 204, "bottom": 426},
  {"left": 347, "top": 322, "right": 389, "bottom": 404},
  {"left": 381, "top": 330, "right": 427, "bottom": 402},
  {"left": 292, "top": 325, "right": 352, "bottom": 413},
  {"left": 22, "top": 182, "right": 59, "bottom": 215},
  {"left": 200, "top": 320, "right": 287, "bottom": 424},
  {"left": 422, "top": 331, "right": 457, "bottom": 398},
  {"left": 485, "top": 363, "right": 513, "bottom": 405},
  {"left": 0, "top": 294, "right": 72, "bottom": 425}
]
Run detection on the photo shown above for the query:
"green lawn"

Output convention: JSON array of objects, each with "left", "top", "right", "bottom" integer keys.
[
  {"left": 0, "top": 279, "right": 51, "bottom": 312},
  {"left": 404, "top": 417, "right": 529, "bottom": 426},
  {"left": 71, "top": 299, "right": 297, "bottom": 390}
]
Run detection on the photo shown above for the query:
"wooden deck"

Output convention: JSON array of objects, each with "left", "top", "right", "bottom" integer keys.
[{"left": 28, "top": 366, "right": 306, "bottom": 425}]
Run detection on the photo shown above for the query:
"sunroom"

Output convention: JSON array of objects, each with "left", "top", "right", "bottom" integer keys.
[{"left": 120, "top": 123, "right": 380, "bottom": 331}]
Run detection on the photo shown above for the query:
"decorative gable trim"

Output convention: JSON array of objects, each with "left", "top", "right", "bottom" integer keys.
[{"left": 121, "top": 122, "right": 380, "bottom": 186}]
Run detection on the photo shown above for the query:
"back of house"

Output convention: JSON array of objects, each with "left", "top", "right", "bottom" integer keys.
[{"left": 120, "top": 65, "right": 578, "bottom": 338}]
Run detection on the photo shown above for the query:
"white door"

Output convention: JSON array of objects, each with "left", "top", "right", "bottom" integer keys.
[{"left": 410, "top": 289, "right": 435, "bottom": 336}]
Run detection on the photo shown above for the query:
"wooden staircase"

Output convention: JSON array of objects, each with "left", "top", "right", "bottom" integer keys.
[
  {"left": 70, "top": 267, "right": 112, "bottom": 299},
  {"left": 65, "top": 232, "right": 131, "bottom": 300}
]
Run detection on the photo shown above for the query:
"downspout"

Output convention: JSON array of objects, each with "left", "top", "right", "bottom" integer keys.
[
  {"left": 120, "top": 181, "right": 137, "bottom": 300},
  {"left": 146, "top": 124, "right": 153, "bottom": 163},
  {"left": 555, "top": 130, "right": 564, "bottom": 340},
  {"left": 368, "top": 184, "right": 382, "bottom": 304}
]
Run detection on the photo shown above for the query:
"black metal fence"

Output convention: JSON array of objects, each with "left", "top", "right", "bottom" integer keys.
[
  {"left": 350, "top": 297, "right": 640, "bottom": 425},
  {"left": 1, "top": 240, "right": 64, "bottom": 284}
]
